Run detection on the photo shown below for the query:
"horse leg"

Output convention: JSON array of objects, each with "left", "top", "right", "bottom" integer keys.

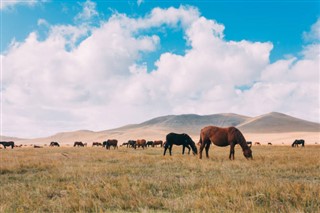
[
  {"left": 199, "top": 142, "right": 205, "bottom": 159},
  {"left": 205, "top": 142, "right": 210, "bottom": 158},
  {"left": 169, "top": 145, "right": 173, "bottom": 156},
  {"left": 182, "top": 145, "right": 185, "bottom": 155},
  {"left": 187, "top": 145, "right": 191, "bottom": 154},
  {"left": 229, "top": 144, "right": 235, "bottom": 160}
]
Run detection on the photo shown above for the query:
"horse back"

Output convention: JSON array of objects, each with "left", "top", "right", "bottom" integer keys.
[{"left": 200, "top": 126, "right": 235, "bottom": 147}]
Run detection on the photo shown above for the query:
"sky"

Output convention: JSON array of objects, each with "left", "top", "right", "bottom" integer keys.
[{"left": 1, "top": 0, "right": 320, "bottom": 138}]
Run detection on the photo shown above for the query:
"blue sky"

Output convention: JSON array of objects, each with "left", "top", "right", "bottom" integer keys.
[
  {"left": 1, "top": 0, "right": 320, "bottom": 138},
  {"left": 2, "top": 1, "right": 319, "bottom": 61}
]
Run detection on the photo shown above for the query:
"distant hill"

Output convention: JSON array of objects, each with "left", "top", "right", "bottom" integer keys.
[
  {"left": 114, "top": 113, "right": 250, "bottom": 133},
  {"left": 237, "top": 112, "right": 320, "bottom": 133},
  {"left": 6, "top": 112, "right": 320, "bottom": 145}
]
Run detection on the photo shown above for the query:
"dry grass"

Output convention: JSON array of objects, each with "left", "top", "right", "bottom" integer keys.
[{"left": 0, "top": 145, "right": 319, "bottom": 212}]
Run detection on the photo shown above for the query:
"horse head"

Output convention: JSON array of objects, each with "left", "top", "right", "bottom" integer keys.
[
  {"left": 243, "top": 148, "right": 253, "bottom": 159},
  {"left": 184, "top": 134, "right": 198, "bottom": 155}
]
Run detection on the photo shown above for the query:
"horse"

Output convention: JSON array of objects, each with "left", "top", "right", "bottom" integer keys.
[
  {"left": 49, "top": 141, "right": 60, "bottom": 147},
  {"left": 0, "top": 141, "right": 15, "bottom": 149},
  {"left": 74, "top": 141, "right": 84, "bottom": 147},
  {"left": 105, "top": 139, "right": 118, "bottom": 149},
  {"left": 34, "top": 145, "right": 43, "bottom": 148},
  {"left": 146, "top": 141, "right": 154, "bottom": 147},
  {"left": 92, "top": 142, "right": 102, "bottom": 147},
  {"left": 127, "top": 140, "right": 136, "bottom": 148},
  {"left": 246, "top": 141, "right": 252, "bottom": 147},
  {"left": 199, "top": 126, "right": 252, "bottom": 160},
  {"left": 135, "top": 139, "right": 146, "bottom": 149},
  {"left": 152, "top": 140, "right": 163, "bottom": 147},
  {"left": 163, "top": 133, "right": 197, "bottom": 156},
  {"left": 291, "top": 139, "right": 305, "bottom": 147},
  {"left": 121, "top": 142, "right": 128, "bottom": 147},
  {"left": 268, "top": 142, "right": 272, "bottom": 146},
  {"left": 254, "top": 142, "right": 261, "bottom": 145}
]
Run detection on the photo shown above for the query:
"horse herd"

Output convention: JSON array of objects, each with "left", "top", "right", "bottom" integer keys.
[{"left": 0, "top": 126, "right": 308, "bottom": 160}]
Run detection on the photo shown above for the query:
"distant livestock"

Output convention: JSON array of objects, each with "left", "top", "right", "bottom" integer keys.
[
  {"left": 74, "top": 141, "right": 85, "bottom": 147},
  {"left": 254, "top": 142, "right": 261, "bottom": 145},
  {"left": 146, "top": 141, "right": 153, "bottom": 147},
  {"left": 50, "top": 141, "right": 60, "bottom": 147},
  {"left": 135, "top": 139, "right": 146, "bottom": 149},
  {"left": 104, "top": 139, "right": 118, "bottom": 149},
  {"left": 199, "top": 126, "right": 252, "bottom": 160},
  {"left": 0, "top": 141, "right": 15, "bottom": 149},
  {"left": 92, "top": 142, "right": 102, "bottom": 147},
  {"left": 268, "top": 142, "right": 272, "bottom": 146},
  {"left": 292, "top": 139, "right": 305, "bottom": 147},
  {"left": 153, "top": 140, "right": 163, "bottom": 147},
  {"left": 163, "top": 133, "right": 197, "bottom": 156},
  {"left": 127, "top": 140, "right": 136, "bottom": 148}
]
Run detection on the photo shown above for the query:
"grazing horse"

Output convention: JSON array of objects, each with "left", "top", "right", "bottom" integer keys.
[
  {"left": 135, "top": 139, "right": 146, "bottom": 149},
  {"left": 127, "top": 140, "right": 136, "bottom": 148},
  {"left": 0, "top": 141, "right": 15, "bottom": 149},
  {"left": 268, "top": 142, "right": 272, "bottom": 146},
  {"left": 105, "top": 139, "right": 118, "bottom": 149},
  {"left": 254, "top": 142, "right": 261, "bottom": 145},
  {"left": 49, "top": 141, "right": 60, "bottom": 147},
  {"left": 92, "top": 142, "right": 102, "bottom": 147},
  {"left": 74, "top": 141, "right": 85, "bottom": 147},
  {"left": 163, "top": 133, "right": 197, "bottom": 156},
  {"left": 199, "top": 126, "right": 252, "bottom": 160},
  {"left": 291, "top": 139, "right": 305, "bottom": 147},
  {"left": 146, "top": 141, "right": 154, "bottom": 147},
  {"left": 152, "top": 140, "right": 163, "bottom": 147}
]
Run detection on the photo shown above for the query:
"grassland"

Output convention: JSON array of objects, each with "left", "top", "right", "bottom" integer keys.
[{"left": 0, "top": 145, "right": 319, "bottom": 212}]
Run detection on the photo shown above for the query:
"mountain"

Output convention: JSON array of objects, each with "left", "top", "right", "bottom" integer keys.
[
  {"left": 237, "top": 112, "right": 320, "bottom": 133},
  {"left": 114, "top": 113, "right": 250, "bottom": 132},
  {"left": 6, "top": 112, "right": 320, "bottom": 145}
]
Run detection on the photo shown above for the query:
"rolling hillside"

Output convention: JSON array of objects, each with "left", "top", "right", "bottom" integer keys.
[{"left": 4, "top": 112, "right": 320, "bottom": 145}]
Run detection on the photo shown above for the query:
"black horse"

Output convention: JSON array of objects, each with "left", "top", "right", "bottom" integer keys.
[
  {"left": 0, "top": 141, "right": 15, "bottom": 149},
  {"left": 292, "top": 139, "right": 305, "bottom": 147},
  {"left": 127, "top": 140, "right": 136, "bottom": 148},
  {"left": 163, "top": 133, "right": 197, "bottom": 156},
  {"left": 146, "top": 141, "right": 153, "bottom": 147},
  {"left": 49, "top": 141, "right": 60, "bottom": 147}
]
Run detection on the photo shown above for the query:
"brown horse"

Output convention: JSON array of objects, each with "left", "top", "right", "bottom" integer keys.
[
  {"left": 152, "top": 140, "right": 163, "bottom": 147},
  {"left": 199, "top": 126, "right": 252, "bottom": 160},
  {"left": 135, "top": 139, "right": 146, "bottom": 149},
  {"left": 92, "top": 142, "right": 102, "bottom": 147}
]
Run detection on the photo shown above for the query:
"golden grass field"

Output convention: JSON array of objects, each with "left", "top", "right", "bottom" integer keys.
[{"left": 0, "top": 145, "right": 319, "bottom": 212}]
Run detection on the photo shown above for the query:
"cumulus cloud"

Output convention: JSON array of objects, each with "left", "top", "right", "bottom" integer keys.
[{"left": 2, "top": 5, "right": 319, "bottom": 138}]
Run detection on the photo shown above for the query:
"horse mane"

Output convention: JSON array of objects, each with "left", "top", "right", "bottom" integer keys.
[{"left": 231, "top": 127, "right": 249, "bottom": 150}]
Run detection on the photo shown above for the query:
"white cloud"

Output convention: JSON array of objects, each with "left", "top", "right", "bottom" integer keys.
[
  {"left": 303, "top": 18, "right": 320, "bottom": 42},
  {"left": 75, "top": 0, "right": 98, "bottom": 22},
  {"left": 2, "top": 6, "right": 319, "bottom": 138}
]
